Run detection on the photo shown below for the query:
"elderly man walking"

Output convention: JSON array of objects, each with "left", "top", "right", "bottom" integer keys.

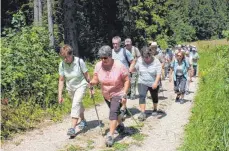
[
  {"left": 112, "top": 36, "right": 134, "bottom": 118},
  {"left": 124, "top": 38, "right": 141, "bottom": 100}
]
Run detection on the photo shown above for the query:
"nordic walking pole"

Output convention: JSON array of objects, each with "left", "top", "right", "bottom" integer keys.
[
  {"left": 90, "top": 87, "right": 104, "bottom": 135},
  {"left": 125, "top": 108, "right": 141, "bottom": 127}
]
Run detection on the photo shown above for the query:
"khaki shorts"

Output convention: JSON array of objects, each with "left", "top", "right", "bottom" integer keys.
[{"left": 68, "top": 85, "right": 87, "bottom": 118}]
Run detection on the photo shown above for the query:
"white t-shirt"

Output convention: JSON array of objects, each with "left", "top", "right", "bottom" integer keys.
[
  {"left": 59, "top": 57, "right": 88, "bottom": 91},
  {"left": 135, "top": 57, "right": 162, "bottom": 87}
]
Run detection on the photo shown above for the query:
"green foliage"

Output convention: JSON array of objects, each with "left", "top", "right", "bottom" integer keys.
[
  {"left": 1, "top": 26, "right": 103, "bottom": 139},
  {"left": 222, "top": 30, "right": 229, "bottom": 41},
  {"left": 180, "top": 45, "right": 229, "bottom": 151},
  {"left": 1, "top": 26, "right": 59, "bottom": 107},
  {"left": 1, "top": 26, "right": 59, "bottom": 138}
]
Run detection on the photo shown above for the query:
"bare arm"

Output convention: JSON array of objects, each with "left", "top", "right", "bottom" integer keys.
[
  {"left": 58, "top": 76, "right": 65, "bottom": 103},
  {"left": 155, "top": 74, "right": 161, "bottom": 86},
  {"left": 123, "top": 75, "right": 130, "bottom": 95},
  {"left": 83, "top": 72, "right": 90, "bottom": 82},
  {"left": 90, "top": 74, "right": 99, "bottom": 86},
  {"left": 169, "top": 68, "right": 173, "bottom": 82},
  {"left": 129, "top": 58, "right": 137, "bottom": 73}
]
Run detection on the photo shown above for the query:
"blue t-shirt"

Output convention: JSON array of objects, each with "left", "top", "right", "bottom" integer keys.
[{"left": 112, "top": 48, "right": 133, "bottom": 68}]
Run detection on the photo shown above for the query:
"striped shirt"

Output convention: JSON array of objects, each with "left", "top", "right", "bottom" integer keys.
[{"left": 135, "top": 57, "right": 162, "bottom": 87}]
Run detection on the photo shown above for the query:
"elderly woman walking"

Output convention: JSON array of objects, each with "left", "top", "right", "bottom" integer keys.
[
  {"left": 129, "top": 46, "right": 162, "bottom": 121},
  {"left": 169, "top": 51, "right": 191, "bottom": 104},
  {"left": 58, "top": 44, "right": 91, "bottom": 137},
  {"left": 90, "top": 45, "right": 130, "bottom": 147}
]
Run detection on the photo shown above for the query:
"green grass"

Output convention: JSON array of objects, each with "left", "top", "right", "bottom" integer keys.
[
  {"left": 179, "top": 44, "right": 229, "bottom": 151},
  {"left": 132, "top": 133, "right": 146, "bottom": 141},
  {"left": 113, "top": 142, "right": 130, "bottom": 151}
]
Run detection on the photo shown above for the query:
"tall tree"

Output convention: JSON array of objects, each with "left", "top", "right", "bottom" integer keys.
[
  {"left": 38, "top": 0, "right": 42, "bottom": 26},
  {"left": 47, "top": 0, "right": 54, "bottom": 47},
  {"left": 63, "top": 0, "right": 79, "bottom": 56},
  {"left": 34, "top": 0, "right": 42, "bottom": 26},
  {"left": 34, "top": 0, "right": 39, "bottom": 25}
]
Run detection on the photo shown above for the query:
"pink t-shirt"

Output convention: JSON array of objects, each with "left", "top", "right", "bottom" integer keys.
[{"left": 94, "top": 60, "right": 129, "bottom": 100}]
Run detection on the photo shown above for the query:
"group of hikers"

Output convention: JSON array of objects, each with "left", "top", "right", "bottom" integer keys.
[{"left": 57, "top": 36, "right": 199, "bottom": 147}]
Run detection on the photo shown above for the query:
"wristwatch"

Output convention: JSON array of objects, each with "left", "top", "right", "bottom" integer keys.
[{"left": 122, "top": 93, "right": 127, "bottom": 99}]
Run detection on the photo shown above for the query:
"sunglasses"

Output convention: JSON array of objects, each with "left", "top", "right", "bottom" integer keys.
[
  {"left": 177, "top": 55, "right": 182, "bottom": 57},
  {"left": 100, "top": 57, "right": 108, "bottom": 60}
]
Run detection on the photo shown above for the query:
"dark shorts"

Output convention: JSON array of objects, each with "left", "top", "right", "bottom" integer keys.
[{"left": 105, "top": 96, "right": 122, "bottom": 120}]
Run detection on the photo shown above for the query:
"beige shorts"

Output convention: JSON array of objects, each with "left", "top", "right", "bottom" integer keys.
[{"left": 68, "top": 85, "right": 87, "bottom": 118}]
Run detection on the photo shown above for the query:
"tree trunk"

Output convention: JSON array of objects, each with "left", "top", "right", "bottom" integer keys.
[
  {"left": 63, "top": 0, "right": 79, "bottom": 56},
  {"left": 38, "top": 0, "right": 42, "bottom": 26},
  {"left": 47, "top": 0, "right": 54, "bottom": 47},
  {"left": 34, "top": 0, "right": 39, "bottom": 25}
]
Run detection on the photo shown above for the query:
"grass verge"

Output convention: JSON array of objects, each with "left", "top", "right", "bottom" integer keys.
[{"left": 179, "top": 44, "right": 229, "bottom": 150}]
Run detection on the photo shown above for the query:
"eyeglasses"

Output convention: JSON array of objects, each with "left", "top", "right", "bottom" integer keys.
[
  {"left": 177, "top": 55, "right": 182, "bottom": 57},
  {"left": 100, "top": 57, "right": 108, "bottom": 60}
]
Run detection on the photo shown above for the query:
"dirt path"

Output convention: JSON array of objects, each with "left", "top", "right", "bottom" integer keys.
[{"left": 2, "top": 78, "right": 198, "bottom": 151}]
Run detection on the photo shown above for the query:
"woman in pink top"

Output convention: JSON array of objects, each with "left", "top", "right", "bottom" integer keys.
[{"left": 90, "top": 45, "right": 130, "bottom": 147}]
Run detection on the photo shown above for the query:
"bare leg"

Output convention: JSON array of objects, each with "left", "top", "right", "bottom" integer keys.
[
  {"left": 140, "top": 104, "right": 146, "bottom": 112},
  {"left": 109, "top": 120, "right": 118, "bottom": 136},
  {"left": 153, "top": 103, "right": 157, "bottom": 110},
  {"left": 71, "top": 118, "right": 79, "bottom": 128}
]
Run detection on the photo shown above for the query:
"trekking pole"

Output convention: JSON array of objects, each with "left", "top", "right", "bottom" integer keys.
[
  {"left": 125, "top": 108, "right": 141, "bottom": 127},
  {"left": 90, "top": 87, "right": 104, "bottom": 135}
]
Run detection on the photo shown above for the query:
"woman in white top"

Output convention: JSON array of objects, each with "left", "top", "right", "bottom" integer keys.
[
  {"left": 169, "top": 51, "right": 191, "bottom": 104},
  {"left": 58, "top": 44, "right": 91, "bottom": 137},
  {"left": 130, "top": 46, "right": 161, "bottom": 121}
]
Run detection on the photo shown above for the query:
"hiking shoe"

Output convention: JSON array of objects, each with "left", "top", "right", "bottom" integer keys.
[
  {"left": 152, "top": 109, "right": 158, "bottom": 116},
  {"left": 130, "top": 95, "right": 136, "bottom": 100},
  {"left": 138, "top": 112, "right": 146, "bottom": 121},
  {"left": 78, "top": 120, "right": 87, "bottom": 130},
  {"left": 185, "top": 91, "right": 189, "bottom": 95},
  {"left": 180, "top": 99, "right": 184, "bottom": 104},
  {"left": 175, "top": 96, "right": 180, "bottom": 102},
  {"left": 116, "top": 123, "right": 125, "bottom": 134},
  {"left": 67, "top": 128, "right": 75, "bottom": 136},
  {"left": 105, "top": 135, "right": 114, "bottom": 147}
]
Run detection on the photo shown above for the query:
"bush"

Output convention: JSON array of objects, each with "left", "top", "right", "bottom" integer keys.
[
  {"left": 1, "top": 26, "right": 103, "bottom": 139},
  {"left": 1, "top": 26, "right": 59, "bottom": 107}
]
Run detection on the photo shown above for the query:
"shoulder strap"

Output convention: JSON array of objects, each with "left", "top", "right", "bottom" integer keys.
[
  {"left": 78, "top": 58, "right": 89, "bottom": 82},
  {"left": 123, "top": 48, "right": 130, "bottom": 66}
]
